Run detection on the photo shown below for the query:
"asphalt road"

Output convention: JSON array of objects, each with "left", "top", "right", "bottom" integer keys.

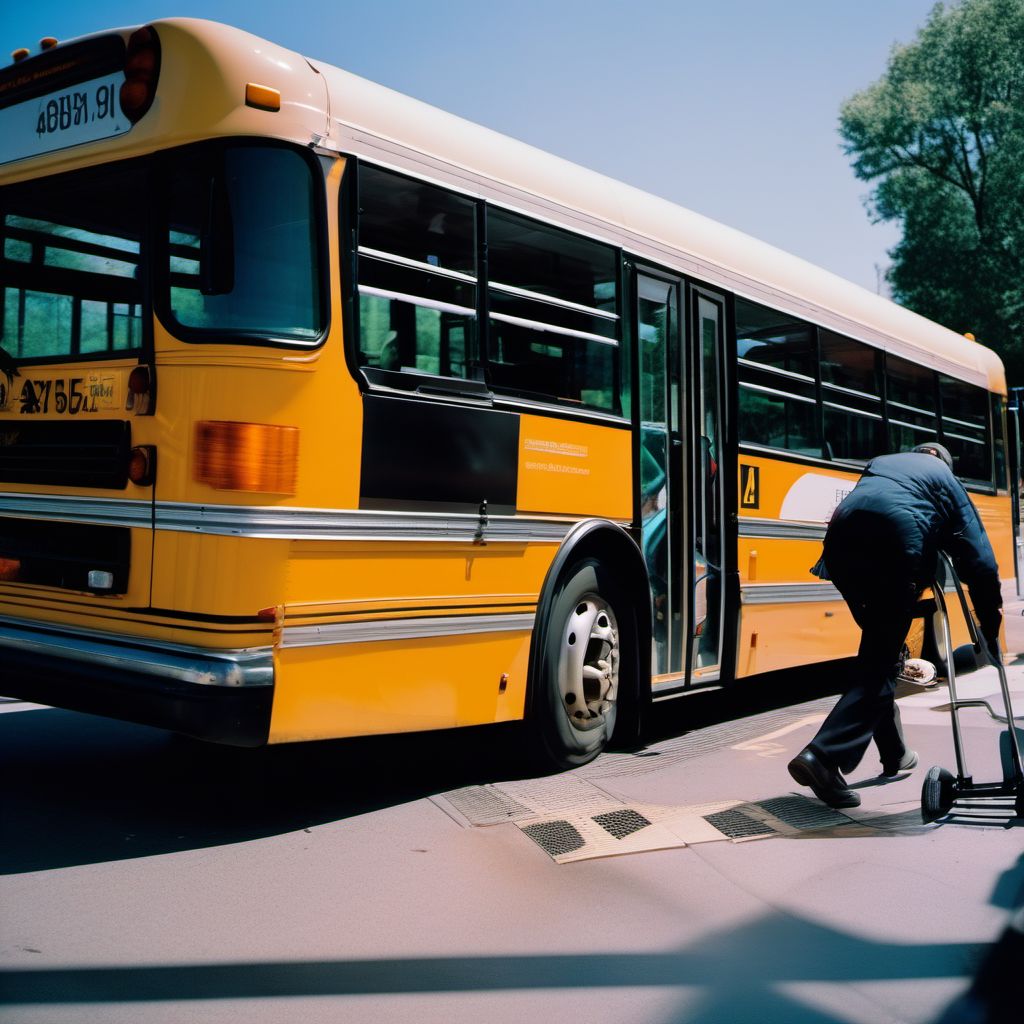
[{"left": 1, "top": 606, "right": 1022, "bottom": 1023}]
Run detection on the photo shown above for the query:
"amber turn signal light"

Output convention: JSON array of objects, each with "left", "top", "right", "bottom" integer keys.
[
  {"left": 194, "top": 421, "right": 298, "bottom": 494},
  {"left": 245, "top": 83, "right": 281, "bottom": 112}
]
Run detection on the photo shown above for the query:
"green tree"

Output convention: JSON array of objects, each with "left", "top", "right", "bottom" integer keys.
[{"left": 840, "top": 0, "right": 1024, "bottom": 384}]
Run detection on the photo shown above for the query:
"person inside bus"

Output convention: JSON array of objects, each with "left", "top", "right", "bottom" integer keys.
[
  {"left": 378, "top": 330, "right": 401, "bottom": 371},
  {"left": 640, "top": 440, "right": 668, "bottom": 649},
  {"left": 695, "top": 434, "right": 721, "bottom": 666},
  {"left": 788, "top": 442, "right": 1003, "bottom": 808}
]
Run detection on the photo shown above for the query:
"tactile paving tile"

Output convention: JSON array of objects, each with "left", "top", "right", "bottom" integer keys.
[
  {"left": 438, "top": 784, "right": 532, "bottom": 826},
  {"left": 703, "top": 808, "right": 778, "bottom": 840},
  {"left": 520, "top": 819, "right": 586, "bottom": 857},
  {"left": 592, "top": 808, "right": 652, "bottom": 839}
]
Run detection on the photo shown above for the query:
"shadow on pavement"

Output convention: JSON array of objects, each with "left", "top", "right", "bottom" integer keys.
[
  {"left": 0, "top": 707, "right": 533, "bottom": 875},
  {"left": 0, "top": 905, "right": 1004, "bottom": 1022},
  {"left": 0, "top": 664, "right": 846, "bottom": 876}
]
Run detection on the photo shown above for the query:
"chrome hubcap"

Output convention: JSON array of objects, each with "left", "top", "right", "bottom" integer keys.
[{"left": 557, "top": 593, "right": 619, "bottom": 732}]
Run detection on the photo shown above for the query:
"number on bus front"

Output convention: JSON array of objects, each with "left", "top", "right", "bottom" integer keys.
[{"left": 35, "top": 83, "right": 117, "bottom": 137}]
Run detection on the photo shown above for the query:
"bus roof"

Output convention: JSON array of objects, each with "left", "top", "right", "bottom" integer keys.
[{"left": 2, "top": 17, "right": 1005, "bottom": 394}]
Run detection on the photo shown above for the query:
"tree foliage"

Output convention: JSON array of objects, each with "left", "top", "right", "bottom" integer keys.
[{"left": 840, "top": 0, "right": 1024, "bottom": 383}]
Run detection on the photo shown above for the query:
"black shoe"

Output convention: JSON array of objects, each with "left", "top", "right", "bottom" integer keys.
[
  {"left": 788, "top": 748, "right": 861, "bottom": 808},
  {"left": 881, "top": 748, "right": 919, "bottom": 777}
]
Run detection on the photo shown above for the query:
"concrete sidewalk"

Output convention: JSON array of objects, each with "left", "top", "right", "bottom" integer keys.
[{"left": 1, "top": 614, "right": 1022, "bottom": 1023}]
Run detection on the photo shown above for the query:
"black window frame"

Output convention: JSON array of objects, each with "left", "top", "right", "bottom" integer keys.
[
  {"left": 733, "top": 300, "right": 998, "bottom": 490},
  {"left": 346, "top": 158, "right": 625, "bottom": 419},
  {"left": 937, "top": 373, "right": 992, "bottom": 487},
  {"left": 352, "top": 161, "right": 481, "bottom": 391},
  {"left": 0, "top": 154, "right": 153, "bottom": 367},
  {"left": 735, "top": 298, "right": 823, "bottom": 458},
  {"left": 154, "top": 137, "right": 330, "bottom": 350}
]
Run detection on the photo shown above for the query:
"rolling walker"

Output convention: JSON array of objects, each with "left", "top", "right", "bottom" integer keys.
[{"left": 921, "top": 552, "right": 1024, "bottom": 822}]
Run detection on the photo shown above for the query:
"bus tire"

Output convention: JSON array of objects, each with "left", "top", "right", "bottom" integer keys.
[{"left": 532, "top": 557, "right": 627, "bottom": 770}]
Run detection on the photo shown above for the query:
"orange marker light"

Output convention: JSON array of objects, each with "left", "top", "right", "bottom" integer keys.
[
  {"left": 194, "top": 421, "right": 299, "bottom": 494},
  {"left": 39, "top": 37, "right": 58, "bottom": 50},
  {"left": 245, "top": 83, "right": 281, "bottom": 112}
]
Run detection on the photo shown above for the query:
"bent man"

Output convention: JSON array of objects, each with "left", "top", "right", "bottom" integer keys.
[{"left": 789, "top": 443, "right": 1002, "bottom": 808}]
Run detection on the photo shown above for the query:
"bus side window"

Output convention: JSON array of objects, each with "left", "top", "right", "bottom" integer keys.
[
  {"left": 736, "top": 299, "right": 821, "bottom": 456},
  {"left": 356, "top": 166, "right": 477, "bottom": 383},
  {"left": 485, "top": 209, "right": 620, "bottom": 413},
  {"left": 820, "top": 330, "right": 885, "bottom": 463}
]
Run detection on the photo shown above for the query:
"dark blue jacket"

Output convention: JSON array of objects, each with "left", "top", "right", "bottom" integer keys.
[{"left": 821, "top": 452, "right": 1002, "bottom": 635}]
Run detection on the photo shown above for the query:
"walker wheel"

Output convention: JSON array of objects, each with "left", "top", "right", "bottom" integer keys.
[{"left": 921, "top": 765, "right": 956, "bottom": 822}]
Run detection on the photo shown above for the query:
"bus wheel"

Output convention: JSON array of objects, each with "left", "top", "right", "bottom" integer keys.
[{"left": 535, "top": 559, "right": 623, "bottom": 769}]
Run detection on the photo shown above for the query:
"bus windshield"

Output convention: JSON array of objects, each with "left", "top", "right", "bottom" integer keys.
[{"left": 0, "top": 140, "right": 325, "bottom": 363}]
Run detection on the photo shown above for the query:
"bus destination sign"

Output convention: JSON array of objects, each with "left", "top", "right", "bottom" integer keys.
[{"left": 0, "top": 72, "right": 131, "bottom": 165}]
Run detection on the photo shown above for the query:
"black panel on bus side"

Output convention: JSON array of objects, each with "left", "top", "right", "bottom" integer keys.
[{"left": 359, "top": 394, "right": 519, "bottom": 514}]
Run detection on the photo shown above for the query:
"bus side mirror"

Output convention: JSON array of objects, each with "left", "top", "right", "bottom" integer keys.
[{"left": 200, "top": 170, "right": 235, "bottom": 296}]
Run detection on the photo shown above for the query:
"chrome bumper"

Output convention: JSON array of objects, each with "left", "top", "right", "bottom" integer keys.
[{"left": 0, "top": 615, "right": 275, "bottom": 746}]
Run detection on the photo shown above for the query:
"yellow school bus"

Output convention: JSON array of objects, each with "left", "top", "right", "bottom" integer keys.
[{"left": 0, "top": 19, "right": 1013, "bottom": 766}]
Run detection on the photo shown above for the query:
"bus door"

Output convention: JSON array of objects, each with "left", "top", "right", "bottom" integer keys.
[
  {"left": 637, "top": 273, "right": 685, "bottom": 682},
  {"left": 1009, "top": 402, "right": 1024, "bottom": 596},
  {"left": 689, "top": 288, "right": 726, "bottom": 682}
]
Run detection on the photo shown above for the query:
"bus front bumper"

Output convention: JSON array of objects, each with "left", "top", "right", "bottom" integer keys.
[{"left": 0, "top": 615, "right": 274, "bottom": 747}]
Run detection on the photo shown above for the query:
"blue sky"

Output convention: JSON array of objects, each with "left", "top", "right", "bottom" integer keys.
[{"left": 3, "top": 1, "right": 941, "bottom": 294}]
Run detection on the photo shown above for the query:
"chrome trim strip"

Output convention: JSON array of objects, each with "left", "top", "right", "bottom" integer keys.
[
  {"left": 737, "top": 358, "right": 816, "bottom": 385},
  {"left": 358, "top": 246, "right": 478, "bottom": 284},
  {"left": 739, "top": 380, "right": 816, "bottom": 405},
  {"left": 823, "top": 399, "right": 883, "bottom": 422},
  {"left": 490, "top": 311, "right": 618, "bottom": 347},
  {"left": 0, "top": 494, "right": 577, "bottom": 542},
  {"left": 0, "top": 614, "right": 273, "bottom": 688},
  {"left": 742, "top": 583, "right": 843, "bottom": 605},
  {"left": 154, "top": 504, "right": 577, "bottom": 542},
  {"left": 738, "top": 518, "right": 827, "bottom": 541},
  {"left": 822, "top": 381, "right": 881, "bottom": 404},
  {"left": 0, "top": 492, "right": 152, "bottom": 528},
  {"left": 281, "top": 611, "right": 536, "bottom": 648},
  {"left": 358, "top": 284, "right": 477, "bottom": 318},
  {"left": 490, "top": 280, "right": 620, "bottom": 321}
]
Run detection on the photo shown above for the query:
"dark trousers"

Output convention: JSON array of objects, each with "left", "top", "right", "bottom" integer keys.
[{"left": 809, "top": 577, "right": 915, "bottom": 775}]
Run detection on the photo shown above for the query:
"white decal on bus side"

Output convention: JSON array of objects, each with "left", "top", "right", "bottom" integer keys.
[{"left": 778, "top": 473, "right": 853, "bottom": 524}]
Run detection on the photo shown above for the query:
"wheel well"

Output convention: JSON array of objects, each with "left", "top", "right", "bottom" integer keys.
[{"left": 526, "top": 521, "right": 652, "bottom": 742}]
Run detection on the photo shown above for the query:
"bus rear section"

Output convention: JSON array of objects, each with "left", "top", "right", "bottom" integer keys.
[{"left": 0, "top": 140, "right": 282, "bottom": 745}]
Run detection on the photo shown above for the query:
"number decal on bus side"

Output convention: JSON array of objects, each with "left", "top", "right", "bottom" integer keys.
[
  {"left": 740, "top": 465, "right": 760, "bottom": 509},
  {"left": 18, "top": 378, "right": 100, "bottom": 415}
]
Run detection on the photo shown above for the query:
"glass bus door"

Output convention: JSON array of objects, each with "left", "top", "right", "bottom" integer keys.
[
  {"left": 689, "top": 289, "right": 725, "bottom": 681},
  {"left": 637, "top": 273, "right": 684, "bottom": 680}
]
